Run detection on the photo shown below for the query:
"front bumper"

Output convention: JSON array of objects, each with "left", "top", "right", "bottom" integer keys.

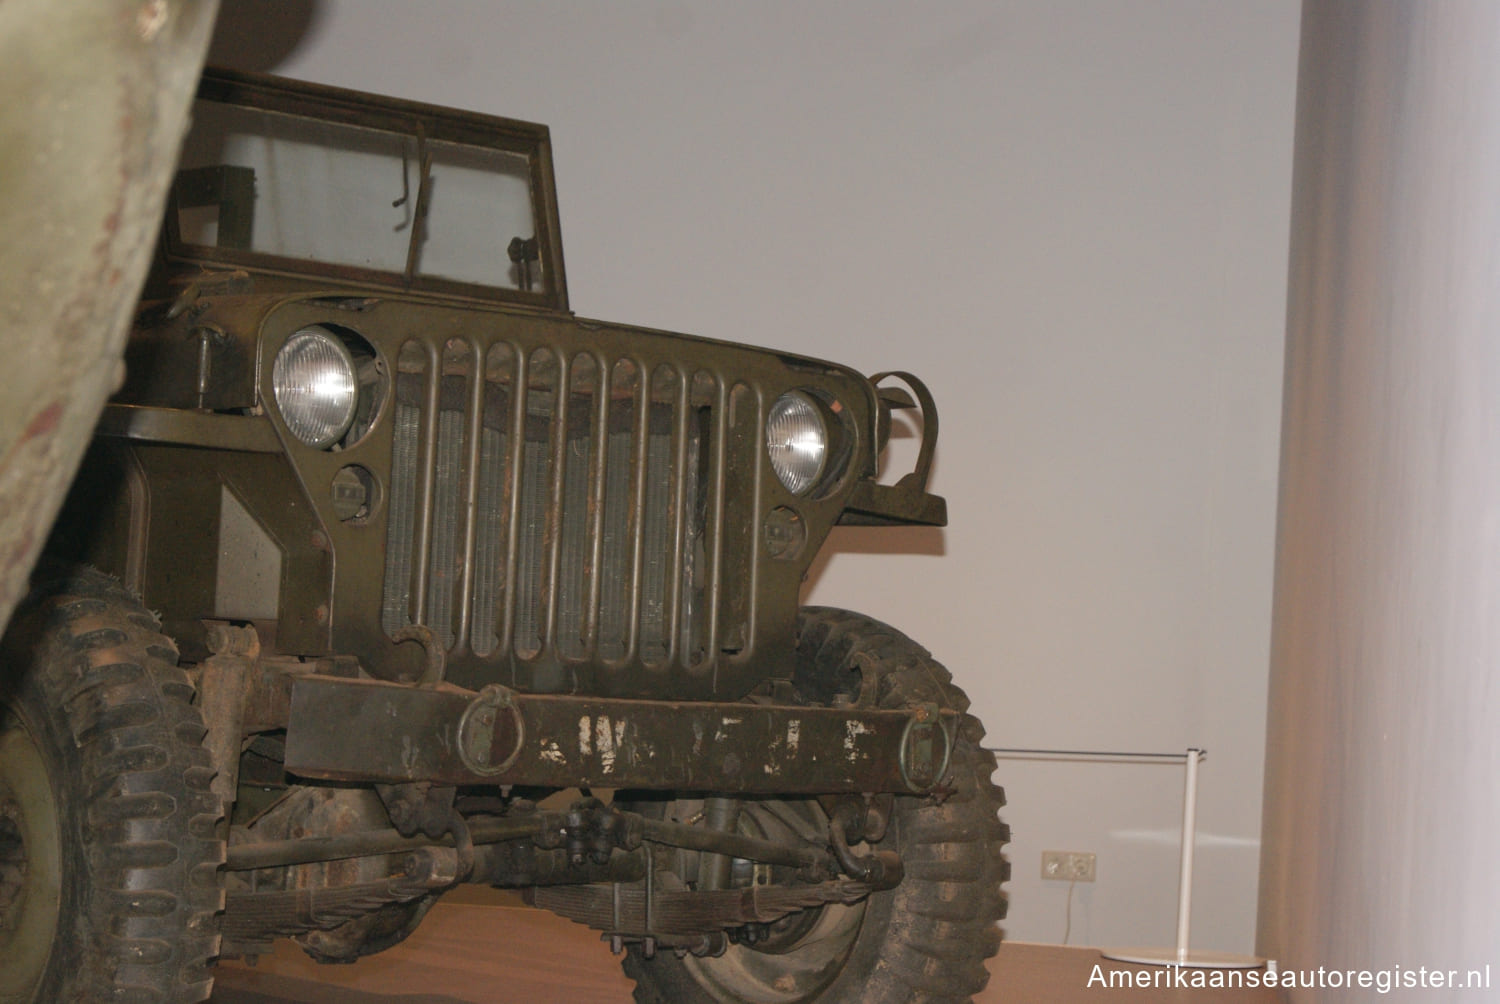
[{"left": 282, "top": 672, "right": 955, "bottom": 795}]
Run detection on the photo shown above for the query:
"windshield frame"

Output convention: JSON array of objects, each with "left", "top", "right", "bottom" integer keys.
[{"left": 164, "top": 68, "right": 569, "bottom": 312}]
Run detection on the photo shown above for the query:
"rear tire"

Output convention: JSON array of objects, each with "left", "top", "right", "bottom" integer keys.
[
  {"left": 624, "top": 607, "right": 1009, "bottom": 1003},
  {"left": 0, "top": 566, "right": 223, "bottom": 1003}
]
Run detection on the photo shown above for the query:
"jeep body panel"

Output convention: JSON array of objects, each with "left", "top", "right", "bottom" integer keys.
[{"left": 54, "top": 69, "right": 944, "bottom": 704}]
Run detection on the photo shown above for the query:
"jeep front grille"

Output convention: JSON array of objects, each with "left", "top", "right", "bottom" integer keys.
[{"left": 380, "top": 341, "right": 752, "bottom": 683}]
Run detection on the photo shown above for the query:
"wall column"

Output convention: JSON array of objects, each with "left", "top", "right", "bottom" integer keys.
[{"left": 1259, "top": 0, "right": 1500, "bottom": 991}]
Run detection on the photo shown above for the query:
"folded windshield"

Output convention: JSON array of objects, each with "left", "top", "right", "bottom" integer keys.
[{"left": 171, "top": 95, "right": 550, "bottom": 298}]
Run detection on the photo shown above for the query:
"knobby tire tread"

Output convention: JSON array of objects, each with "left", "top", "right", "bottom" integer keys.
[{"left": 4, "top": 566, "right": 224, "bottom": 1003}]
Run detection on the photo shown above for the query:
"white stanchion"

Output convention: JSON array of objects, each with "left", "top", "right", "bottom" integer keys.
[{"left": 1101, "top": 748, "right": 1261, "bottom": 969}]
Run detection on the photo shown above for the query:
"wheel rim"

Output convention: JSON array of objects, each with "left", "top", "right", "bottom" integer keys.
[
  {"left": 0, "top": 708, "right": 63, "bottom": 1002},
  {"left": 679, "top": 799, "right": 868, "bottom": 1004}
]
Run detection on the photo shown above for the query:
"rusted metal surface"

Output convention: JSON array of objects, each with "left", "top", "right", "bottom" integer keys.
[
  {"left": 223, "top": 816, "right": 533, "bottom": 873},
  {"left": 219, "top": 786, "right": 456, "bottom": 961},
  {"left": 218, "top": 795, "right": 879, "bottom": 946},
  {"left": 837, "top": 372, "right": 948, "bottom": 527},
  {"left": 237, "top": 656, "right": 304, "bottom": 732},
  {"left": 199, "top": 622, "right": 257, "bottom": 812},
  {"left": 282, "top": 674, "right": 956, "bottom": 795},
  {"left": 0, "top": 0, "right": 218, "bottom": 634},
  {"left": 478, "top": 842, "right": 646, "bottom": 888},
  {"left": 637, "top": 815, "right": 825, "bottom": 871},
  {"left": 533, "top": 878, "right": 878, "bottom": 939},
  {"left": 221, "top": 846, "right": 458, "bottom": 941},
  {"left": 222, "top": 803, "right": 825, "bottom": 874}
]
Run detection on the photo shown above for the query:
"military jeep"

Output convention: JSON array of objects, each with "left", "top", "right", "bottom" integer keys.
[{"left": 0, "top": 69, "right": 1008, "bottom": 1003}]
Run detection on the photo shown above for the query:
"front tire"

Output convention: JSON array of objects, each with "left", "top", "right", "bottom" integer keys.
[
  {"left": 624, "top": 607, "right": 1009, "bottom": 1003},
  {"left": 0, "top": 566, "right": 223, "bottom": 1003}
]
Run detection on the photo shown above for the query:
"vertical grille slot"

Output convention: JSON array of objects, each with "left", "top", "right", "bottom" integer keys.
[
  {"left": 555, "top": 354, "right": 599, "bottom": 660},
  {"left": 639, "top": 366, "right": 680, "bottom": 665},
  {"left": 691, "top": 370, "right": 726, "bottom": 670},
  {"left": 425, "top": 342, "right": 475, "bottom": 649},
  {"left": 496, "top": 346, "right": 532, "bottom": 659},
  {"left": 597, "top": 360, "right": 640, "bottom": 661},
  {"left": 469, "top": 344, "right": 515, "bottom": 657},
  {"left": 379, "top": 340, "right": 477, "bottom": 649},
  {"left": 720, "top": 383, "right": 758, "bottom": 654},
  {"left": 513, "top": 348, "right": 558, "bottom": 659},
  {"left": 380, "top": 342, "right": 428, "bottom": 638}
]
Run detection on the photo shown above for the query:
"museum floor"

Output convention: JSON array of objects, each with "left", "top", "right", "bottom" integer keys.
[{"left": 207, "top": 888, "right": 1285, "bottom": 1004}]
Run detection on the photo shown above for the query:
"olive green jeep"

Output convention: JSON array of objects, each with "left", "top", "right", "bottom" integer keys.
[{"left": 0, "top": 69, "right": 1007, "bottom": 1003}]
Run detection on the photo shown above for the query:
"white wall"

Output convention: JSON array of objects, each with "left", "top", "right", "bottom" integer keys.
[
  {"left": 211, "top": 0, "right": 1299, "bottom": 951},
  {"left": 1260, "top": 2, "right": 1500, "bottom": 993}
]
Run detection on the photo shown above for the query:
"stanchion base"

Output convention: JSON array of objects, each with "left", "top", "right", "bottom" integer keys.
[{"left": 1100, "top": 948, "right": 1263, "bottom": 969}]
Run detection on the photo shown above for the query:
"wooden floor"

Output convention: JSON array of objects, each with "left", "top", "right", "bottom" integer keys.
[{"left": 209, "top": 889, "right": 1285, "bottom": 1003}]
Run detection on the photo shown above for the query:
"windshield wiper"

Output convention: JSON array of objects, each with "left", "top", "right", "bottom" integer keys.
[{"left": 403, "top": 124, "right": 432, "bottom": 284}]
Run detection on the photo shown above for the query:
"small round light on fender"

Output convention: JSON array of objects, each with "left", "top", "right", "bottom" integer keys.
[{"left": 764, "top": 506, "right": 806, "bottom": 560}]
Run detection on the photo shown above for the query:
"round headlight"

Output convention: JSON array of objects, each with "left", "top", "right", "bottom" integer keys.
[
  {"left": 272, "top": 327, "right": 359, "bottom": 449},
  {"left": 766, "top": 392, "right": 829, "bottom": 494}
]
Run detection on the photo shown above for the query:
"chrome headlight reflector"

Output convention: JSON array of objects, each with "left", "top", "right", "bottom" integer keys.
[
  {"left": 766, "top": 391, "right": 829, "bottom": 495},
  {"left": 273, "top": 326, "right": 359, "bottom": 449}
]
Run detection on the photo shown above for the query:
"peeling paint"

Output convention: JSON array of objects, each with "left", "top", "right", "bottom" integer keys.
[
  {"left": 578, "top": 716, "right": 592, "bottom": 756},
  {"left": 787, "top": 719, "right": 801, "bottom": 756},
  {"left": 844, "top": 719, "right": 871, "bottom": 762},
  {"left": 714, "top": 714, "right": 744, "bottom": 744},
  {"left": 596, "top": 715, "right": 617, "bottom": 774},
  {"left": 844, "top": 720, "right": 871, "bottom": 747},
  {"left": 400, "top": 735, "right": 417, "bottom": 773},
  {"left": 539, "top": 741, "right": 566, "bottom": 765}
]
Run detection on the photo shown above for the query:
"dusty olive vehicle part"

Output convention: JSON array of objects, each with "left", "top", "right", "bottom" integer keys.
[
  {"left": 16, "top": 69, "right": 1009, "bottom": 1003},
  {"left": 0, "top": 0, "right": 219, "bottom": 637}
]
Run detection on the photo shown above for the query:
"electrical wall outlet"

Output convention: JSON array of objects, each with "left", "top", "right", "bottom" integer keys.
[{"left": 1041, "top": 850, "right": 1096, "bottom": 882}]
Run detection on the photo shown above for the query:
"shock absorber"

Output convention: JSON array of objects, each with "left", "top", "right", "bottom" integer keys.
[{"left": 695, "top": 796, "right": 742, "bottom": 891}]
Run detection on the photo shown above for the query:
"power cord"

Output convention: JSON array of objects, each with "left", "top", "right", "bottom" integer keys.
[{"left": 1063, "top": 879, "right": 1075, "bottom": 945}]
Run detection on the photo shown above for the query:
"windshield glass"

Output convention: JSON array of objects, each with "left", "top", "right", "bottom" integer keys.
[{"left": 173, "top": 98, "right": 544, "bottom": 294}]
